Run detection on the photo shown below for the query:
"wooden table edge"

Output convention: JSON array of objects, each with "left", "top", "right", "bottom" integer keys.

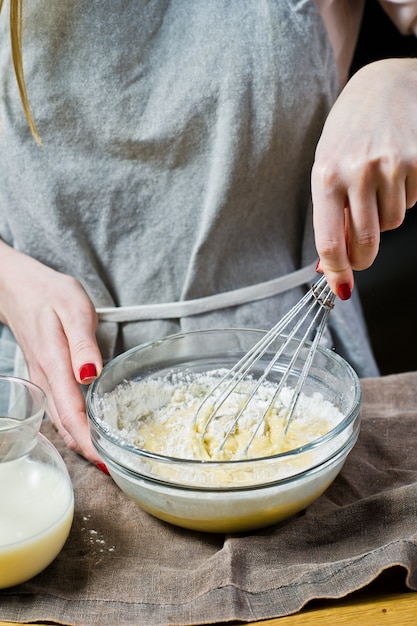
[{"left": 1, "top": 589, "right": 416, "bottom": 626}]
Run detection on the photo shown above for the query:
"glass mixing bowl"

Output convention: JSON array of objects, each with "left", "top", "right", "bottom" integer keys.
[{"left": 87, "top": 329, "right": 362, "bottom": 533}]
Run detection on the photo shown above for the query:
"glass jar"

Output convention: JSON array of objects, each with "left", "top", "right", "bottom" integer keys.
[{"left": 0, "top": 375, "right": 74, "bottom": 588}]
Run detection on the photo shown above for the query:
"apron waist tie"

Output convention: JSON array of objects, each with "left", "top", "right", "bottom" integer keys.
[{"left": 96, "top": 261, "right": 318, "bottom": 323}]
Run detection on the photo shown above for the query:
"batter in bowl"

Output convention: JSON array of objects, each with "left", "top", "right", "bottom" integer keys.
[{"left": 100, "top": 370, "right": 344, "bottom": 462}]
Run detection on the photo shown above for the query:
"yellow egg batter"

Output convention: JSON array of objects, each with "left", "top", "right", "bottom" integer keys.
[{"left": 101, "top": 369, "right": 343, "bottom": 463}]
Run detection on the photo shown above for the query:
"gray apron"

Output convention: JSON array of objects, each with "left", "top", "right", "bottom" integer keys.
[
  {"left": 96, "top": 262, "right": 317, "bottom": 322},
  {"left": 0, "top": 1, "right": 378, "bottom": 377},
  {"left": 3, "top": 262, "right": 317, "bottom": 378}
]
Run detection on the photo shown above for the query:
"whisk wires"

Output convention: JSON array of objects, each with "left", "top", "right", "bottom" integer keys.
[{"left": 194, "top": 276, "right": 336, "bottom": 459}]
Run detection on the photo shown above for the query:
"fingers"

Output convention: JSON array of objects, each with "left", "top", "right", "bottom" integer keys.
[
  {"left": 42, "top": 370, "right": 101, "bottom": 464},
  {"left": 405, "top": 170, "right": 417, "bottom": 211},
  {"left": 344, "top": 171, "right": 381, "bottom": 270},
  {"left": 0, "top": 247, "right": 105, "bottom": 465},
  {"left": 51, "top": 298, "right": 103, "bottom": 462},
  {"left": 313, "top": 155, "right": 410, "bottom": 298},
  {"left": 311, "top": 165, "right": 354, "bottom": 298},
  {"left": 57, "top": 292, "right": 103, "bottom": 385},
  {"left": 25, "top": 305, "right": 103, "bottom": 465},
  {"left": 312, "top": 59, "right": 417, "bottom": 298},
  {"left": 3, "top": 265, "right": 104, "bottom": 463}
]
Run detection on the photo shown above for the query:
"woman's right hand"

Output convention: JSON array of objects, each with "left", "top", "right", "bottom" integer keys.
[
  {"left": 312, "top": 58, "right": 417, "bottom": 299},
  {"left": 0, "top": 240, "right": 103, "bottom": 464}
]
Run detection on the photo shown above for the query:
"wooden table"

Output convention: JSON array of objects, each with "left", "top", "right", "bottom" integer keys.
[
  {"left": 1, "top": 569, "right": 416, "bottom": 626},
  {"left": 0, "top": 593, "right": 415, "bottom": 626}
]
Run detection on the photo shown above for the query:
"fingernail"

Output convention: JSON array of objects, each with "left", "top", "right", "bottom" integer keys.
[
  {"left": 96, "top": 462, "right": 110, "bottom": 476},
  {"left": 315, "top": 259, "right": 323, "bottom": 274},
  {"left": 337, "top": 282, "right": 352, "bottom": 301},
  {"left": 79, "top": 363, "right": 97, "bottom": 382}
]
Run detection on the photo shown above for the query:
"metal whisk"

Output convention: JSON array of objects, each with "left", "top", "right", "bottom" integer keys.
[{"left": 194, "top": 275, "right": 336, "bottom": 459}]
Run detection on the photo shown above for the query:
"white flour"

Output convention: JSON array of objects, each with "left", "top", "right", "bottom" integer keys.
[{"left": 97, "top": 369, "right": 344, "bottom": 462}]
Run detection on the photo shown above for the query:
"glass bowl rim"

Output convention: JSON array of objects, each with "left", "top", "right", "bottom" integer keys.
[{"left": 0, "top": 375, "right": 47, "bottom": 436}]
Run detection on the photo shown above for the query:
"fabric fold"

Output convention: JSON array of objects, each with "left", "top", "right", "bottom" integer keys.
[{"left": 1, "top": 372, "right": 417, "bottom": 626}]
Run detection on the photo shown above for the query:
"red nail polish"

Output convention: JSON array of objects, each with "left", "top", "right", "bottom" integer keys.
[
  {"left": 96, "top": 462, "right": 110, "bottom": 476},
  {"left": 79, "top": 363, "right": 97, "bottom": 382},
  {"left": 337, "top": 282, "right": 351, "bottom": 301},
  {"left": 315, "top": 259, "right": 323, "bottom": 274}
]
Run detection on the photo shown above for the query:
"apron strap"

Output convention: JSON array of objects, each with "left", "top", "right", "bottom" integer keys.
[{"left": 96, "top": 260, "right": 318, "bottom": 323}]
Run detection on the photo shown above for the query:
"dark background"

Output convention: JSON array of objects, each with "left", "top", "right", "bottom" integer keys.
[{"left": 348, "top": 0, "right": 417, "bottom": 375}]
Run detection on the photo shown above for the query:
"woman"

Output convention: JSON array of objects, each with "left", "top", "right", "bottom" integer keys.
[{"left": 0, "top": 0, "right": 416, "bottom": 465}]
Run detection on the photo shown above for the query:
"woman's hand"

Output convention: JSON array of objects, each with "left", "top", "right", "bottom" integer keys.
[
  {"left": 0, "top": 241, "right": 103, "bottom": 464},
  {"left": 312, "top": 58, "right": 417, "bottom": 298}
]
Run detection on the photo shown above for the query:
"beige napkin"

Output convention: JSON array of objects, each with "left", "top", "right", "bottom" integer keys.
[{"left": 1, "top": 372, "right": 417, "bottom": 626}]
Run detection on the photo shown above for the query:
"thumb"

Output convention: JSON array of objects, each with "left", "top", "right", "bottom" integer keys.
[
  {"left": 78, "top": 360, "right": 101, "bottom": 384},
  {"left": 63, "top": 307, "right": 103, "bottom": 385}
]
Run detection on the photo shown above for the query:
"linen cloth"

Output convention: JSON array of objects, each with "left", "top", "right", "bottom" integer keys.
[{"left": 1, "top": 371, "right": 417, "bottom": 625}]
